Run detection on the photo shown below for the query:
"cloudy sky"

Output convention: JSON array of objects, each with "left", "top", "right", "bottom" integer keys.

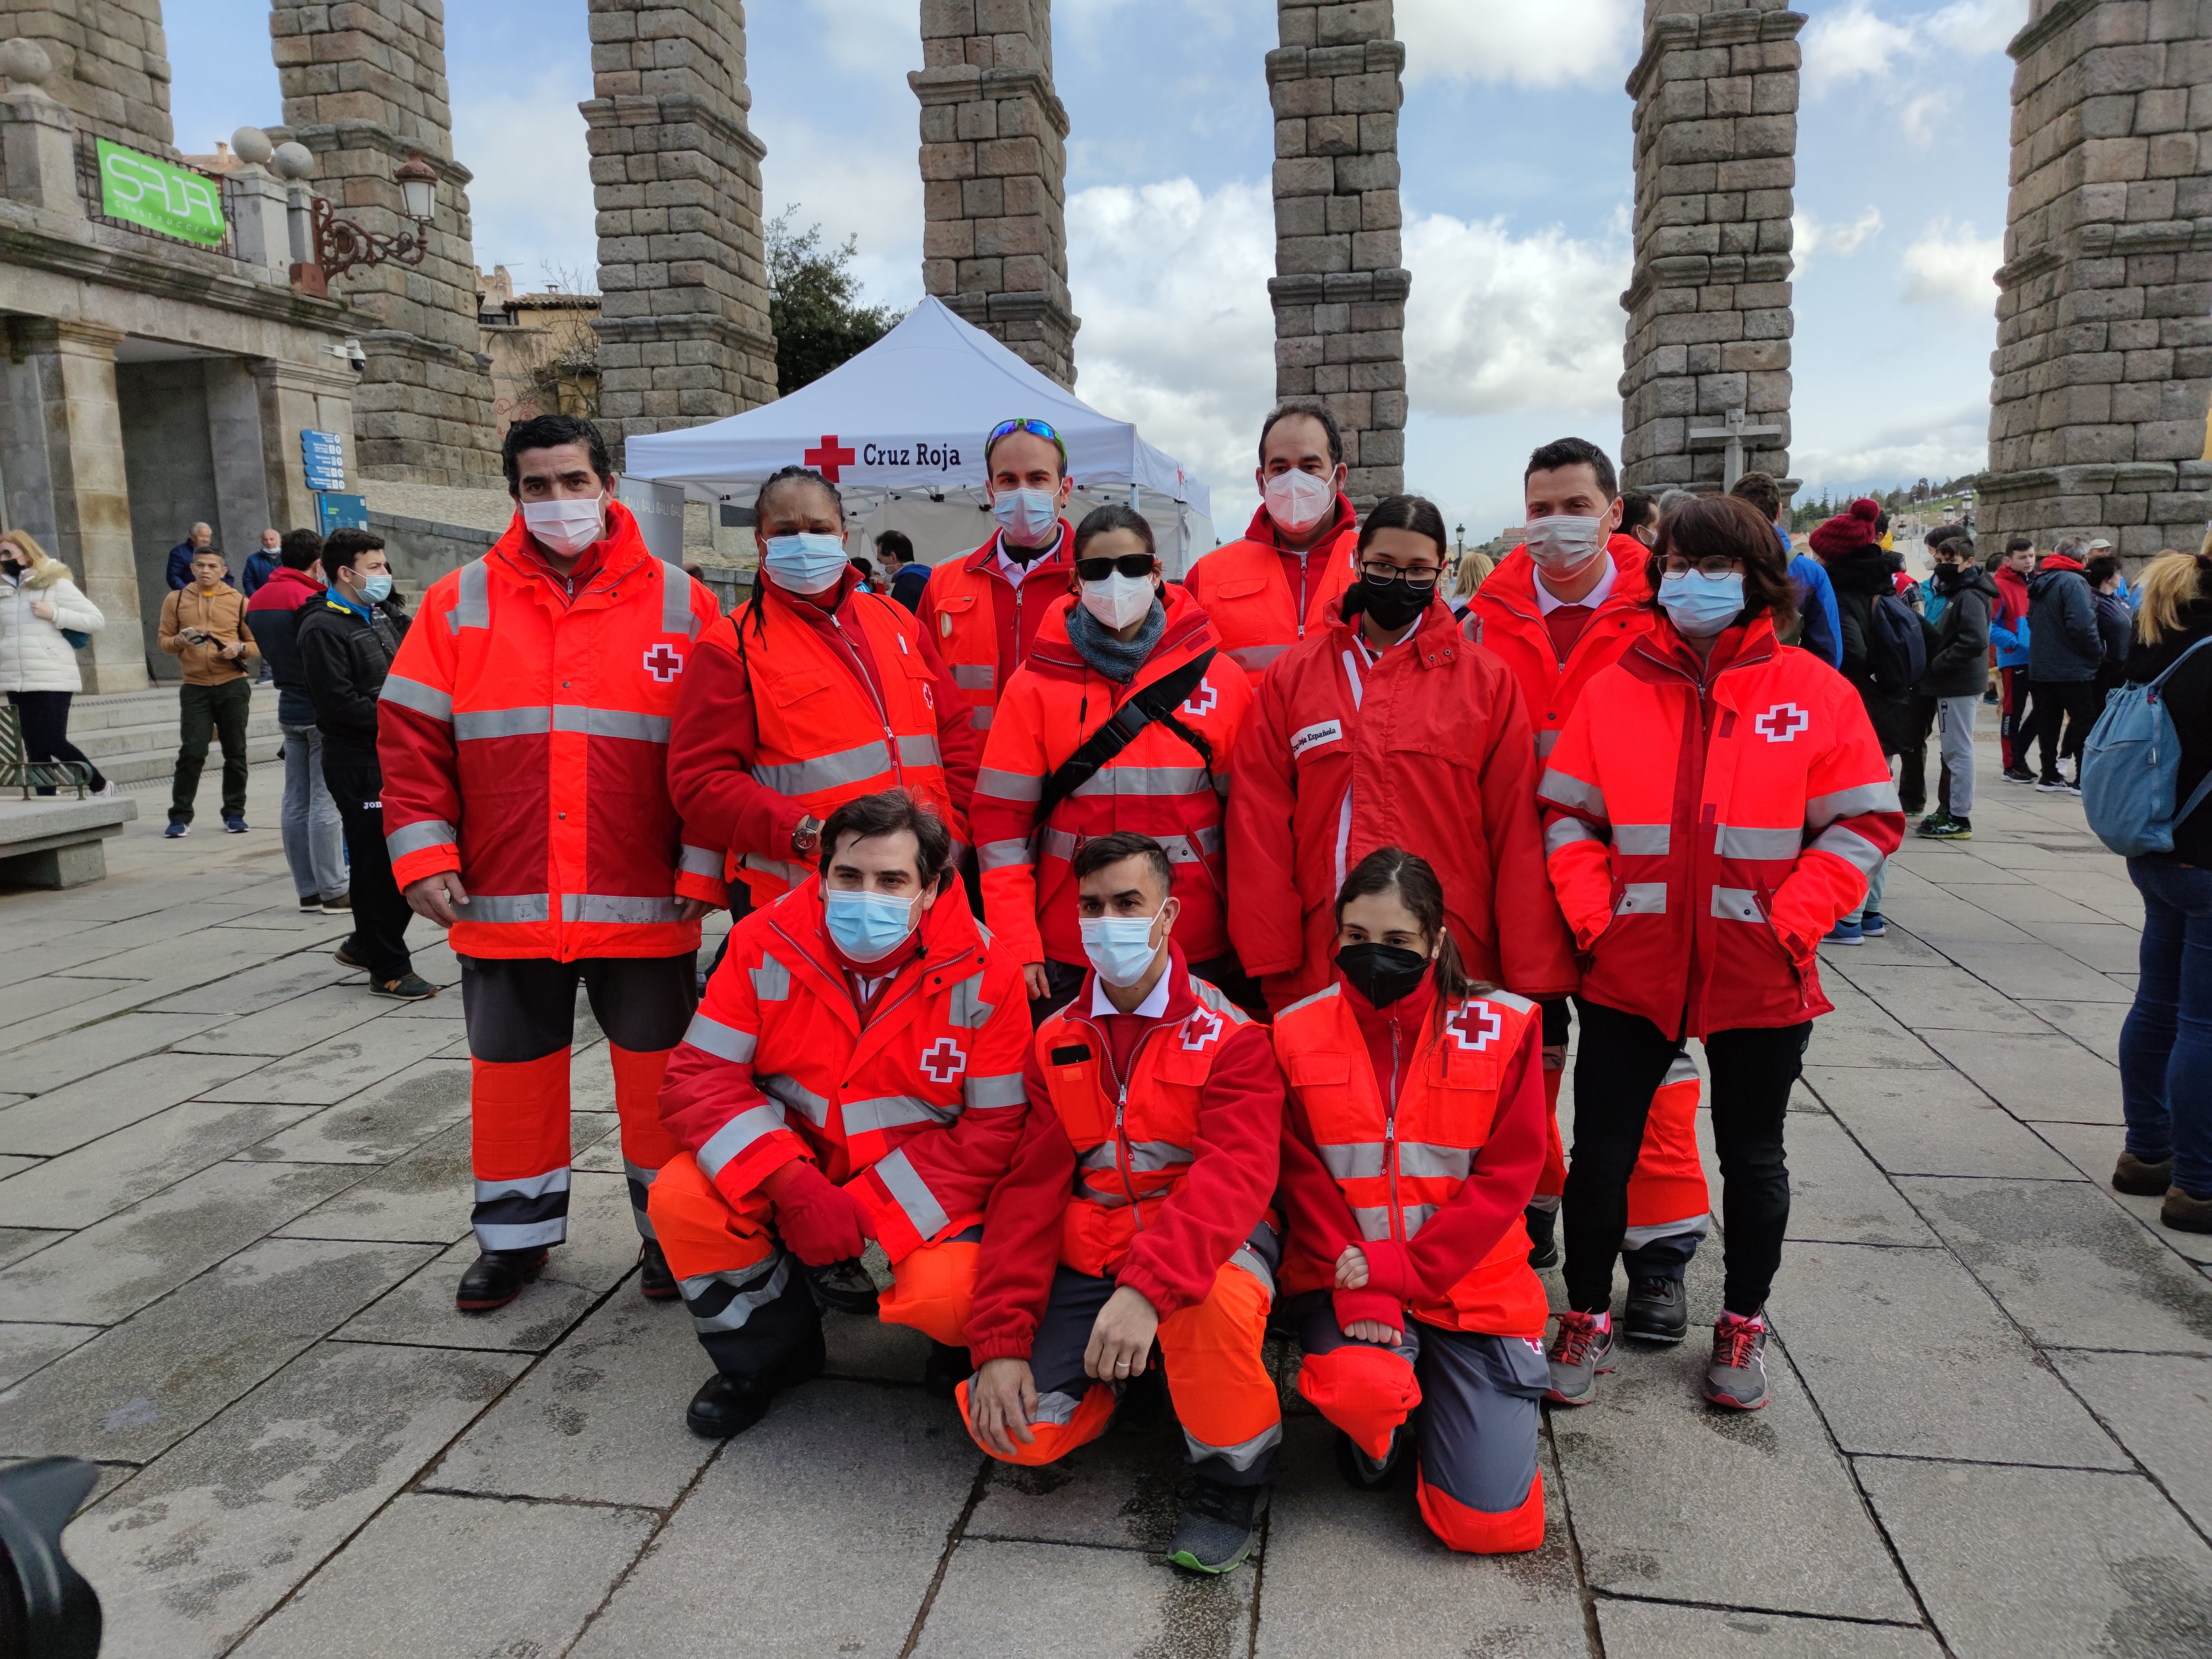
[{"left": 167, "top": 0, "right": 2024, "bottom": 538}]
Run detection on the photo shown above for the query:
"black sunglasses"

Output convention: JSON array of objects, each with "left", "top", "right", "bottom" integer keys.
[{"left": 1076, "top": 554, "right": 1156, "bottom": 581}]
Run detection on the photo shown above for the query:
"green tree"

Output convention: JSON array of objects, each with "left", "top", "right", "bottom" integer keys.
[{"left": 767, "top": 207, "right": 902, "bottom": 396}]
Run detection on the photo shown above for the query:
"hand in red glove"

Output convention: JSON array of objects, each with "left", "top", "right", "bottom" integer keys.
[{"left": 763, "top": 1160, "right": 877, "bottom": 1266}]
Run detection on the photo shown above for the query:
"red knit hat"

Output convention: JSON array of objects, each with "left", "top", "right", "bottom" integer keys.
[{"left": 1808, "top": 497, "right": 1882, "bottom": 557}]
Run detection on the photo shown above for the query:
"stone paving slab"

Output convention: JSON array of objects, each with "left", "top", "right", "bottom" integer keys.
[
  {"left": 1916, "top": 1030, "right": 2123, "bottom": 1124},
  {"left": 1833, "top": 964, "right": 2058, "bottom": 1035},
  {"left": 0, "top": 1051, "right": 267, "bottom": 1156},
  {"left": 239, "top": 1060, "right": 472, "bottom": 1165},
  {"left": 196, "top": 1017, "right": 462, "bottom": 1106},
  {"left": 1857, "top": 1460, "right": 2212, "bottom": 1659},
  {"left": 142, "top": 950, "right": 359, "bottom": 1016},
  {"left": 2050, "top": 1350, "right": 2212, "bottom": 1535},
  {"left": 273, "top": 1121, "right": 476, "bottom": 1245},
  {"left": 1593, "top": 1601, "right": 1942, "bottom": 1659},
  {"left": 2016, "top": 997, "right": 2125, "bottom": 1063},
  {"left": 227, "top": 1492, "right": 655, "bottom": 1659},
  {"left": 167, "top": 983, "right": 394, "bottom": 1056},
  {"left": 2028, "top": 1120, "right": 2212, "bottom": 1265},
  {"left": 917, "top": 1537, "right": 1255, "bottom": 1658},
  {"left": 0, "top": 1319, "right": 97, "bottom": 1389},
  {"left": 1, "top": 1011, "right": 229, "bottom": 1093},
  {"left": 0, "top": 1227, "right": 65, "bottom": 1269},
  {"left": 1805, "top": 1065, "right": 2078, "bottom": 1179},
  {"left": 0, "top": 1101, "right": 313, "bottom": 1229},
  {"left": 964, "top": 1417, "right": 1190, "bottom": 1553},
  {"left": 64, "top": 1340, "right": 528, "bottom": 1659},
  {"left": 0, "top": 976, "right": 139, "bottom": 1043},
  {"left": 1768, "top": 1111, "right": 1941, "bottom": 1247}
]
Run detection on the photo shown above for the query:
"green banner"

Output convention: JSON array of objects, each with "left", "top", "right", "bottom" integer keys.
[{"left": 94, "top": 138, "right": 225, "bottom": 246}]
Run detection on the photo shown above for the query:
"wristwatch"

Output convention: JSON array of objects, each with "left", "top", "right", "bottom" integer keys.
[{"left": 791, "top": 814, "right": 823, "bottom": 856}]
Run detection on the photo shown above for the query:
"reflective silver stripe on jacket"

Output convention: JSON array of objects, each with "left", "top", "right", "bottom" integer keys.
[
  {"left": 945, "top": 972, "right": 995, "bottom": 1031},
  {"left": 682, "top": 1011, "right": 757, "bottom": 1064},
  {"left": 969, "top": 706, "right": 993, "bottom": 731},
  {"left": 682, "top": 1255, "right": 791, "bottom": 1334},
  {"left": 1808, "top": 821, "right": 1886, "bottom": 877},
  {"left": 561, "top": 894, "right": 684, "bottom": 924},
  {"left": 898, "top": 733, "right": 943, "bottom": 770},
  {"left": 1805, "top": 780, "right": 1901, "bottom": 827},
  {"left": 385, "top": 818, "right": 457, "bottom": 860},
  {"left": 677, "top": 843, "right": 722, "bottom": 876},
  {"left": 1352, "top": 1202, "right": 1439, "bottom": 1240},
  {"left": 695, "top": 1102, "right": 789, "bottom": 1180},
  {"left": 379, "top": 674, "right": 452, "bottom": 722},
  {"left": 964, "top": 1071, "right": 1026, "bottom": 1110},
  {"left": 872, "top": 1146, "right": 951, "bottom": 1239},
  {"left": 1534, "top": 728, "right": 1561, "bottom": 758},
  {"left": 1275, "top": 983, "right": 1341, "bottom": 1020},
  {"left": 1537, "top": 767, "right": 1607, "bottom": 820},
  {"left": 751, "top": 952, "right": 791, "bottom": 1002},
  {"left": 742, "top": 852, "right": 810, "bottom": 887},
  {"left": 1710, "top": 886, "right": 1766, "bottom": 924},
  {"left": 841, "top": 1094, "right": 955, "bottom": 1135},
  {"left": 454, "top": 706, "right": 553, "bottom": 741},
  {"left": 448, "top": 557, "right": 490, "bottom": 631},
  {"left": 1226, "top": 643, "right": 1286, "bottom": 672},
  {"left": 1319, "top": 1141, "right": 1386, "bottom": 1180},
  {"left": 752, "top": 739, "right": 892, "bottom": 795},
  {"left": 465, "top": 892, "right": 550, "bottom": 923},
  {"left": 552, "top": 705, "right": 672, "bottom": 743},
  {"left": 1397, "top": 1143, "right": 1473, "bottom": 1181},
  {"left": 1615, "top": 883, "right": 1667, "bottom": 916},
  {"left": 1037, "top": 826, "right": 1219, "bottom": 865},
  {"left": 1071, "top": 765, "right": 1211, "bottom": 799},
  {"left": 759, "top": 1071, "right": 829, "bottom": 1128},
  {"left": 1716, "top": 824, "right": 1804, "bottom": 860},
  {"left": 1545, "top": 817, "right": 1602, "bottom": 856},
  {"left": 978, "top": 839, "right": 1034, "bottom": 872},
  {"left": 1613, "top": 824, "right": 1672, "bottom": 856},
  {"left": 664, "top": 563, "right": 701, "bottom": 637},
  {"left": 976, "top": 767, "right": 1042, "bottom": 803},
  {"left": 952, "top": 663, "right": 995, "bottom": 690}
]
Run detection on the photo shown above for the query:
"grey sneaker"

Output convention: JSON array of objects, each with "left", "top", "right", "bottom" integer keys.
[
  {"left": 1544, "top": 1310, "right": 1615, "bottom": 1405},
  {"left": 1167, "top": 1478, "right": 1268, "bottom": 1575},
  {"left": 371, "top": 973, "right": 438, "bottom": 1001},
  {"left": 1703, "top": 1313, "right": 1770, "bottom": 1410}
]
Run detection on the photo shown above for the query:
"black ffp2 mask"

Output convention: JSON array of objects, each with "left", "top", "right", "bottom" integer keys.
[
  {"left": 1354, "top": 573, "right": 1432, "bottom": 633},
  {"left": 1336, "top": 942, "right": 1430, "bottom": 1008}
]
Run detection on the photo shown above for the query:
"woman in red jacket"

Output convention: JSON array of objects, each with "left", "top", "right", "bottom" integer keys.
[
  {"left": 1277, "top": 848, "right": 1551, "bottom": 1554},
  {"left": 1537, "top": 495, "right": 1902, "bottom": 1412}
]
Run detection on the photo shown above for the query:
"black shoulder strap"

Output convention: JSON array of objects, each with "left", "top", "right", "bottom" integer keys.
[{"left": 1034, "top": 648, "right": 1218, "bottom": 828}]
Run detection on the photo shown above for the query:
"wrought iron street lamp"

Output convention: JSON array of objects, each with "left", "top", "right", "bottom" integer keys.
[{"left": 312, "top": 154, "right": 438, "bottom": 279}]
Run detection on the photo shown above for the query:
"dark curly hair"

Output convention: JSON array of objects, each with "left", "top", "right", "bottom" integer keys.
[{"left": 1645, "top": 494, "right": 1799, "bottom": 634}]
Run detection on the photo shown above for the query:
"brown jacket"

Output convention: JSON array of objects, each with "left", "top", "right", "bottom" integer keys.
[{"left": 159, "top": 583, "right": 258, "bottom": 685}]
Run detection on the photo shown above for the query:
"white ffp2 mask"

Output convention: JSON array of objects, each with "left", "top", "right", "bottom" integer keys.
[
  {"left": 1081, "top": 572, "right": 1156, "bottom": 631},
  {"left": 522, "top": 495, "right": 607, "bottom": 557},
  {"left": 1263, "top": 469, "right": 1335, "bottom": 536}
]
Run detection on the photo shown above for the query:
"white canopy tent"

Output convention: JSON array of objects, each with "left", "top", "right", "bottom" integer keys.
[{"left": 621, "top": 296, "right": 1217, "bottom": 573}]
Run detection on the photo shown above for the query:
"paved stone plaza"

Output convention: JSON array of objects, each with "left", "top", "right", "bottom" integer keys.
[{"left": 4, "top": 747, "right": 2211, "bottom": 1659}]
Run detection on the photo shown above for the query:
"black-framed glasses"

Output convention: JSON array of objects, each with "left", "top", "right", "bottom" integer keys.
[
  {"left": 1360, "top": 561, "right": 1442, "bottom": 587},
  {"left": 1660, "top": 555, "right": 1743, "bottom": 578},
  {"left": 987, "top": 417, "right": 1067, "bottom": 463},
  {"left": 1077, "top": 554, "right": 1157, "bottom": 581}
]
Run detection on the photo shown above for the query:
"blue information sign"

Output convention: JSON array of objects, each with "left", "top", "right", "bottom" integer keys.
[
  {"left": 315, "top": 492, "right": 369, "bottom": 538},
  {"left": 301, "top": 429, "right": 346, "bottom": 492}
]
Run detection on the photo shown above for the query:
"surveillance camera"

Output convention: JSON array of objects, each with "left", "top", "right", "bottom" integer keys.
[{"left": 340, "top": 338, "right": 367, "bottom": 373}]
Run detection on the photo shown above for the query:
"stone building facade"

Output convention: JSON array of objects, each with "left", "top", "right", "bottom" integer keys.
[
  {"left": 0, "top": 0, "right": 172, "bottom": 154},
  {"left": 584, "top": 0, "right": 778, "bottom": 460},
  {"left": 269, "top": 0, "right": 500, "bottom": 487},
  {"left": 912, "top": 0, "right": 1079, "bottom": 388},
  {"left": 1267, "top": 0, "right": 1408, "bottom": 507},
  {"left": 1618, "top": 1, "right": 1803, "bottom": 496},
  {"left": 1980, "top": 0, "right": 2212, "bottom": 557}
]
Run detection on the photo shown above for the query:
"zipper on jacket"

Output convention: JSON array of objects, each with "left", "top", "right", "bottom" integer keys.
[
  {"left": 1296, "top": 551, "right": 1310, "bottom": 639},
  {"left": 828, "top": 611, "right": 902, "bottom": 782},
  {"left": 1384, "top": 1017, "right": 1403, "bottom": 1246},
  {"left": 1078, "top": 1008, "right": 1161, "bottom": 1231}
]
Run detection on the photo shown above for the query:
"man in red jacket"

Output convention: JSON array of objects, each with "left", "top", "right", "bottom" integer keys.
[
  {"left": 1184, "top": 402, "right": 1362, "bottom": 685},
  {"left": 1226, "top": 495, "right": 1578, "bottom": 1015},
  {"left": 1467, "top": 438, "right": 1710, "bottom": 1338},
  {"left": 962, "top": 833, "right": 1286, "bottom": 1577}
]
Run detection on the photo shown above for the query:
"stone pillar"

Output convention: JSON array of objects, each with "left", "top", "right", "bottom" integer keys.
[
  {"left": 251, "top": 358, "right": 360, "bottom": 537},
  {"left": 269, "top": 0, "right": 500, "bottom": 487},
  {"left": 0, "top": 319, "right": 149, "bottom": 693},
  {"left": 0, "top": 38, "right": 81, "bottom": 216},
  {"left": 583, "top": 0, "right": 778, "bottom": 458},
  {"left": 913, "top": 0, "right": 1079, "bottom": 387},
  {"left": 0, "top": 0, "right": 172, "bottom": 154},
  {"left": 1982, "top": 0, "right": 2212, "bottom": 560},
  {"left": 1267, "top": 0, "right": 1409, "bottom": 507},
  {"left": 1618, "top": 3, "right": 1802, "bottom": 495}
]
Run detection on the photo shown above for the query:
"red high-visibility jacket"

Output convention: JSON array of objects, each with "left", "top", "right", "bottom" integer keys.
[
  {"left": 1184, "top": 498, "right": 1361, "bottom": 685},
  {"left": 916, "top": 522, "right": 1076, "bottom": 736},
  {"left": 1538, "top": 615, "right": 1905, "bottom": 1038},
  {"left": 1225, "top": 595, "right": 1578, "bottom": 1009},
  {"left": 1275, "top": 977, "right": 1549, "bottom": 1340},
  {"left": 665, "top": 568, "right": 979, "bottom": 908},
  {"left": 972, "top": 588, "right": 1253, "bottom": 969},
  {"left": 656, "top": 878, "right": 1032, "bottom": 1260},
  {"left": 376, "top": 501, "right": 724, "bottom": 962},
  {"left": 1465, "top": 534, "right": 1656, "bottom": 761},
  {"left": 964, "top": 948, "right": 1285, "bottom": 1361}
]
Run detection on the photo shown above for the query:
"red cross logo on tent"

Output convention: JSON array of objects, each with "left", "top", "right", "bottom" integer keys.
[
  {"left": 919, "top": 1038, "right": 967, "bottom": 1084},
  {"left": 643, "top": 643, "right": 684, "bottom": 682},
  {"left": 1754, "top": 703, "right": 1810, "bottom": 743},
  {"left": 1180, "top": 678, "right": 1218, "bottom": 719},
  {"left": 1445, "top": 1003, "right": 1502, "bottom": 1052},
  {"left": 804, "top": 434, "right": 857, "bottom": 482},
  {"left": 1182, "top": 1009, "right": 1224, "bottom": 1052}
]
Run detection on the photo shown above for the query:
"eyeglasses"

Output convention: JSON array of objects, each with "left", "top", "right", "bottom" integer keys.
[
  {"left": 1660, "top": 555, "right": 1744, "bottom": 578},
  {"left": 1076, "top": 554, "right": 1156, "bottom": 581},
  {"left": 1360, "top": 561, "right": 1442, "bottom": 587},
  {"left": 986, "top": 418, "right": 1067, "bottom": 465}
]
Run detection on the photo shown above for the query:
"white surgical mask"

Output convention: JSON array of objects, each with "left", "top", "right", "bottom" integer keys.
[
  {"left": 1525, "top": 515, "right": 1606, "bottom": 576},
  {"left": 1263, "top": 469, "right": 1336, "bottom": 536},
  {"left": 1081, "top": 572, "right": 1156, "bottom": 631},
  {"left": 763, "top": 533, "right": 851, "bottom": 595},
  {"left": 1081, "top": 906, "right": 1165, "bottom": 988},
  {"left": 993, "top": 487, "right": 1061, "bottom": 548},
  {"left": 522, "top": 495, "right": 606, "bottom": 557}
]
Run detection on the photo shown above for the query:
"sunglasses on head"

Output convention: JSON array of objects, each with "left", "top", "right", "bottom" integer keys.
[
  {"left": 1077, "top": 553, "right": 1156, "bottom": 582},
  {"left": 987, "top": 417, "right": 1066, "bottom": 459}
]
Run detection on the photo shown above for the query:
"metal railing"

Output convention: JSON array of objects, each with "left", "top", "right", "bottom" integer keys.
[
  {"left": 0, "top": 706, "right": 91, "bottom": 800},
  {"left": 74, "top": 136, "right": 238, "bottom": 260}
]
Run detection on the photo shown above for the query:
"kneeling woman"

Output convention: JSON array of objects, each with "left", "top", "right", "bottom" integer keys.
[{"left": 1276, "top": 848, "right": 1551, "bottom": 1554}]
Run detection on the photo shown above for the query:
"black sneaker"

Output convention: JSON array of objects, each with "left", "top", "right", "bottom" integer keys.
[
  {"left": 1917, "top": 813, "right": 1973, "bottom": 840},
  {"left": 371, "top": 973, "right": 438, "bottom": 1001},
  {"left": 637, "top": 1239, "right": 680, "bottom": 1301},
  {"left": 1167, "top": 1477, "right": 1269, "bottom": 1575},
  {"left": 334, "top": 941, "right": 366, "bottom": 969},
  {"left": 1624, "top": 1275, "right": 1689, "bottom": 1344},
  {"left": 297, "top": 895, "right": 323, "bottom": 913},
  {"left": 1525, "top": 1203, "right": 1559, "bottom": 1270},
  {"left": 1703, "top": 1313, "right": 1770, "bottom": 1410},
  {"left": 2003, "top": 766, "right": 2035, "bottom": 784}
]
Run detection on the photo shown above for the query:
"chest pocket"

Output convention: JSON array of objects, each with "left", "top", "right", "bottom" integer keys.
[
  {"left": 758, "top": 665, "right": 837, "bottom": 713},
  {"left": 1043, "top": 1044, "right": 1110, "bottom": 1146},
  {"left": 935, "top": 593, "right": 980, "bottom": 641},
  {"left": 1214, "top": 578, "right": 1269, "bottom": 603},
  {"left": 1287, "top": 1051, "right": 1351, "bottom": 1091}
]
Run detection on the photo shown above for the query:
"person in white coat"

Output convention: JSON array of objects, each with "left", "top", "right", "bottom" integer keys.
[{"left": 0, "top": 529, "right": 113, "bottom": 795}]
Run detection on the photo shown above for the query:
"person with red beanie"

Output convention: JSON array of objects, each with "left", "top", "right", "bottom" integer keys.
[{"left": 1275, "top": 848, "right": 1551, "bottom": 1555}]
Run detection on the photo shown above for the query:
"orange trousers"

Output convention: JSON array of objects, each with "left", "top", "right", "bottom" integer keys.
[{"left": 1536, "top": 1047, "right": 1709, "bottom": 1241}]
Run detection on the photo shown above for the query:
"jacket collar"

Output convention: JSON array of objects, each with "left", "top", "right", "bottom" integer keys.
[
  {"left": 1327, "top": 591, "right": 1462, "bottom": 671},
  {"left": 1238, "top": 494, "right": 1359, "bottom": 554},
  {"left": 1023, "top": 584, "right": 1219, "bottom": 683},
  {"left": 1066, "top": 940, "right": 1201, "bottom": 1033},
  {"left": 2039, "top": 553, "right": 2086, "bottom": 574},
  {"left": 964, "top": 519, "right": 1075, "bottom": 579},
  {"left": 767, "top": 875, "right": 988, "bottom": 1033},
  {"left": 249, "top": 566, "right": 323, "bottom": 609},
  {"left": 488, "top": 498, "right": 653, "bottom": 599},
  {"left": 1479, "top": 533, "right": 1652, "bottom": 625},
  {"left": 1625, "top": 614, "right": 1778, "bottom": 686}
]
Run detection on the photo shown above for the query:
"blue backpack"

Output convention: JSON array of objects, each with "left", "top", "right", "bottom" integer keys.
[{"left": 2081, "top": 636, "right": 2212, "bottom": 857}]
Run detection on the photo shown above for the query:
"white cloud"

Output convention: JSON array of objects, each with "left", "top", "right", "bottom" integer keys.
[
  {"left": 1398, "top": 0, "right": 1638, "bottom": 88},
  {"left": 1804, "top": 1, "right": 2026, "bottom": 101},
  {"left": 806, "top": 0, "right": 922, "bottom": 77},
  {"left": 451, "top": 71, "right": 599, "bottom": 280},
  {"left": 1792, "top": 205, "right": 1884, "bottom": 275},
  {"left": 1902, "top": 219, "right": 2004, "bottom": 309},
  {"left": 1792, "top": 402, "right": 1989, "bottom": 495}
]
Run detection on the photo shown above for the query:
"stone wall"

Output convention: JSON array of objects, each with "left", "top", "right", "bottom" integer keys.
[
  {"left": 1267, "top": 0, "right": 1408, "bottom": 508},
  {"left": 1981, "top": 0, "right": 2212, "bottom": 558},
  {"left": 1618, "top": 1, "right": 1801, "bottom": 495},
  {"left": 913, "top": 0, "right": 1078, "bottom": 387},
  {"left": 0, "top": 0, "right": 171, "bottom": 154},
  {"left": 584, "top": 0, "right": 777, "bottom": 459},
  {"left": 270, "top": 0, "right": 500, "bottom": 487}
]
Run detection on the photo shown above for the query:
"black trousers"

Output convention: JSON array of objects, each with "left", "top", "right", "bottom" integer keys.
[
  {"left": 321, "top": 758, "right": 414, "bottom": 982},
  {"left": 1564, "top": 999, "right": 1809, "bottom": 1318},
  {"left": 7, "top": 690, "right": 105, "bottom": 793},
  {"left": 1897, "top": 694, "right": 1938, "bottom": 813},
  {"left": 169, "top": 677, "right": 251, "bottom": 823},
  {"left": 2032, "top": 678, "right": 2105, "bottom": 782},
  {"left": 457, "top": 952, "right": 698, "bottom": 1064}
]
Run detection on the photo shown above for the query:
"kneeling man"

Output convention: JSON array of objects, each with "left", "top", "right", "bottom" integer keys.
[
  {"left": 652, "top": 789, "right": 1032, "bottom": 1436},
  {"left": 961, "top": 832, "right": 1286, "bottom": 1575}
]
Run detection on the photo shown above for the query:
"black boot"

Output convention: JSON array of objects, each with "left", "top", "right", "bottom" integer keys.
[
  {"left": 1525, "top": 1204, "right": 1559, "bottom": 1270},
  {"left": 638, "top": 1240, "right": 680, "bottom": 1302},
  {"left": 1167, "top": 1477, "right": 1270, "bottom": 1575},
  {"left": 1333, "top": 1425, "right": 1403, "bottom": 1492},
  {"left": 685, "top": 1325, "right": 828, "bottom": 1439},
  {"left": 923, "top": 1341, "right": 971, "bottom": 1399},
  {"left": 1624, "top": 1275, "right": 1689, "bottom": 1344},
  {"left": 454, "top": 1247, "right": 548, "bottom": 1313}
]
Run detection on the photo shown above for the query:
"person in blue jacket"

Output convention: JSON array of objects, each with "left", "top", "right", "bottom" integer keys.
[{"left": 1731, "top": 472, "right": 1840, "bottom": 666}]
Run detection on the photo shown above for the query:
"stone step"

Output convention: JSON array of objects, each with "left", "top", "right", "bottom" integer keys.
[
  {"left": 70, "top": 683, "right": 284, "bottom": 732},
  {"left": 63, "top": 684, "right": 287, "bottom": 784}
]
